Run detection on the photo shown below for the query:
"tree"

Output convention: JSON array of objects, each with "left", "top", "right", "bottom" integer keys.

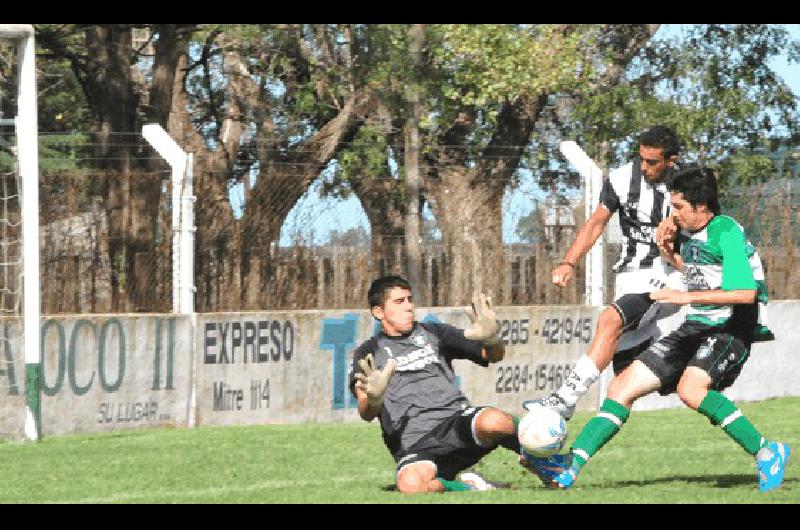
[
  {"left": 36, "top": 24, "right": 196, "bottom": 311},
  {"left": 33, "top": 24, "right": 799, "bottom": 311},
  {"left": 320, "top": 25, "right": 657, "bottom": 305},
  {"left": 178, "top": 25, "right": 378, "bottom": 309},
  {"left": 566, "top": 24, "right": 799, "bottom": 184},
  {"left": 407, "top": 25, "right": 658, "bottom": 304},
  {"left": 327, "top": 226, "right": 370, "bottom": 247}
]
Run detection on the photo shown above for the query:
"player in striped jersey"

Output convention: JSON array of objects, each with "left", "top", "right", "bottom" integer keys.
[
  {"left": 523, "top": 167, "right": 789, "bottom": 493},
  {"left": 524, "top": 125, "right": 686, "bottom": 419}
]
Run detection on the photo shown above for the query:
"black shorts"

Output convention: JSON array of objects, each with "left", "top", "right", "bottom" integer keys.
[
  {"left": 395, "top": 406, "right": 494, "bottom": 481},
  {"left": 637, "top": 320, "right": 750, "bottom": 395},
  {"left": 611, "top": 293, "right": 654, "bottom": 330},
  {"left": 609, "top": 293, "right": 656, "bottom": 375}
]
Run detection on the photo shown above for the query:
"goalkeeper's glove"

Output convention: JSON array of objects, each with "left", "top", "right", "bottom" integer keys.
[
  {"left": 464, "top": 292, "right": 500, "bottom": 346},
  {"left": 354, "top": 353, "right": 397, "bottom": 408}
]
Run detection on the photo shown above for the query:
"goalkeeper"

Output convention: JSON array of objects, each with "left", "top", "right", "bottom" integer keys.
[{"left": 349, "top": 275, "right": 525, "bottom": 493}]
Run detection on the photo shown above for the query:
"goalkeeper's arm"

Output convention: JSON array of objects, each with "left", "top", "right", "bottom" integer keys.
[
  {"left": 482, "top": 342, "right": 505, "bottom": 363},
  {"left": 464, "top": 292, "right": 505, "bottom": 363}
]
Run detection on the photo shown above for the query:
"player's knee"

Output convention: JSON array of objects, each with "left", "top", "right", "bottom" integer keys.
[
  {"left": 598, "top": 306, "right": 623, "bottom": 332},
  {"left": 475, "top": 407, "right": 515, "bottom": 443},
  {"left": 676, "top": 376, "right": 707, "bottom": 410},
  {"left": 607, "top": 361, "right": 659, "bottom": 408},
  {"left": 396, "top": 475, "right": 427, "bottom": 494},
  {"left": 396, "top": 464, "right": 436, "bottom": 494}
]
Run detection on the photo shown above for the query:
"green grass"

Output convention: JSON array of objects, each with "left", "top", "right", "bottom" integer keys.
[{"left": 1, "top": 397, "right": 798, "bottom": 503}]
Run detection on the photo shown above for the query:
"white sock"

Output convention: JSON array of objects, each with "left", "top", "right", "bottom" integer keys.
[{"left": 557, "top": 355, "right": 600, "bottom": 407}]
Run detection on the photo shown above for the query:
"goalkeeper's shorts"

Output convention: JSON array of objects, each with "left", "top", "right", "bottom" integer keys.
[{"left": 395, "top": 406, "right": 495, "bottom": 481}]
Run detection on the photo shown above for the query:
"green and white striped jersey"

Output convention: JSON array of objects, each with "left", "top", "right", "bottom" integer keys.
[{"left": 678, "top": 214, "right": 773, "bottom": 341}]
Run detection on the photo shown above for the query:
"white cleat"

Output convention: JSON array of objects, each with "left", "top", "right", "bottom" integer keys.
[
  {"left": 522, "top": 393, "right": 575, "bottom": 420},
  {"left": 458, "top": 471, "right": 511, "bottom": 491}
]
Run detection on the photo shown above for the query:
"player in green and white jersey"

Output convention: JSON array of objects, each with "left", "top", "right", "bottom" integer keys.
[
  {"left": 668, "top": 207, "right": 773, "bottom": 343},
  {"left": 523, "top": 167, "right": 790, "bottom": 493}
]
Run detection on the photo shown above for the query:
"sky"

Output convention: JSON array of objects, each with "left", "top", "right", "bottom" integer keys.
[{"left": 272, "top": 24, "right": 800, "bottom": 247}]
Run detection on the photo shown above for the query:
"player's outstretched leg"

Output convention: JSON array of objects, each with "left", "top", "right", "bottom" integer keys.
[
  {"left": 520, "top": 397, "right": 631, "bottom": 490},
  {"left": 684, "top": 374, "right": 792, "bottom": 493},
  {"left": 522, "top": 351, "right": 613, "bottom": 420},
  {"left": 522, "top": 308, "right": 614, "bottom": 419}
]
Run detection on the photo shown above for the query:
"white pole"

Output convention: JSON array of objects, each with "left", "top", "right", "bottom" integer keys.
[
  {"left": 558, "top": 141, "right": 604, "bottom": 307},
  {"left": 13, "top": 25, "right": 41, "bottom": 441},
  {"left": 183, "top": 153, "right": 197, "bottom": 428},
  {"left": 181, "top": 153, "right": 195, "bottom": 315},
  {"left": 559, "top": 141, "right": 609, "bottom": 412},
  {"left": 141, "top": 124, "right": 194, "bottom": 314}
]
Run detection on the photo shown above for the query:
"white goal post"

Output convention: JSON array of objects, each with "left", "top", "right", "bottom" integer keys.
[
  {"left": 0, "top": 24, "right": 40, "bottom": 441},
  {"left": 559, "top": 141, "right": 604, "bottom": 307}
]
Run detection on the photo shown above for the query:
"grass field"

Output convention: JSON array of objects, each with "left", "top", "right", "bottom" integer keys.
[{"left": 1, "top": 397, "right": 797, "bottom": 504}]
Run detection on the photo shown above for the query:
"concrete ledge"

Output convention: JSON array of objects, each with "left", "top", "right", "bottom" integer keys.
[{"left": 1, "top": 301, "right": 797, "bottom": 437}]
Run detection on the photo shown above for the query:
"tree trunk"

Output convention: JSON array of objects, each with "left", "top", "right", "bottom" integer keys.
[
  {"left": 167, "top": 53, "right": 238, "bottom": 312},
  {"left": 352, "top": 174, "right": 406, "bottom": 283},
  {"left": 78, "top": 25, "right": 195, "bottom": 312},
  {"left": 424, "top": 94, "right": 547, "bottom": 306},
  {"left": 428, "top": 170, "right": 505, "bottom": 306},
  {"left": 239, "top": 88, "right": 377, "bottom": 309},
  {"left": 83, "top": 26, "right": 140, "bottom": 311},
  {"left": 147, "top": 25, "right": 193, "bottom": 128},
  {"left": 403, "top": 24, "right": 425, "bottom": 304}
]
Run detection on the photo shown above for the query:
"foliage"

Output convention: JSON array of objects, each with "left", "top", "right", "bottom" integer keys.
[
  {"left": 568, "top": 24, "right": 799, "bottom": 190},
  {"left": 26, "top": 24, "right": 800, "bottom": 253},
  {"left": 430, "top": 25, "right": 597, "bottom": 108},
  {"left": 716, "top": 151, "right": 778, "bottom": 188},
  {"left": 327, "top": 226, "right": 370, "bottom": 247},
  {"left": 326, "top": 124, "right": 391, "bottom": 198},
  {"left": 514, "top": 201, "right": 544, "bottom": 244}
]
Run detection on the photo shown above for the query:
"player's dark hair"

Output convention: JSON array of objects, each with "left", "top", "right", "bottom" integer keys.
[
  {"left": 668, "top": 166, "right": 721, "bottom": 214},
  {"left": 639, "top": 125, "right": 681, "bottom": 159},
  {"left": 368, "top": 275, "right": 411, "bottom": 308}
]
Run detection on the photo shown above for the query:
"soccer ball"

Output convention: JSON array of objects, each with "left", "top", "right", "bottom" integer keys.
[{"left": 518, "top": 405, "right": 567, "bottom": 457}]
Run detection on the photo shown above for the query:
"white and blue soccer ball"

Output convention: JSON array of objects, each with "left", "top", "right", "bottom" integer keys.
[{"left": 518, "top": 404, "right": 567, "bottom": 457}]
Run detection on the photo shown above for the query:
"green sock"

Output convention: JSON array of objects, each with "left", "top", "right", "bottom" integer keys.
[
  {"left": 571, "top": 398, "right": 630, "bottom": 471},
  {"left": 436, "top": 478, "right": 474, "bottom": 492},
  {"left": 698, "top": 390, "right": 766, "bottom": 456}
]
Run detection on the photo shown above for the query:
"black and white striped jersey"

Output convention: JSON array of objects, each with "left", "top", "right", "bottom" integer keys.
[{"left": 599, "top": 158, "right": 673, "bottom": 273}]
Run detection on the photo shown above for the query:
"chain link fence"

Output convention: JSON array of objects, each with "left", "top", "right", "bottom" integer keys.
[
  {"left": 19, "top": 132, "right": 174, "bottom": 313},
  {"left": 13, "top": 132, "right": 800, "bottom": 314}
]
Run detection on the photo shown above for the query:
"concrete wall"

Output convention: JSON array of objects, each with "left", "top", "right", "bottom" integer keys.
[
  {"left": 194, "top": 305, "right": 602, "bottom": 427},
  {"left": 1, "top": 301, "right": 798, "bottom": 438},
  {"left": 0, "top": 318, "right": 26, "bottom": 440},
  {"left": 1, "top": 316, "right": 193, "bottom": 438},
  {"left": 195, "top": 310, "right": 357, "bottom": 426}
]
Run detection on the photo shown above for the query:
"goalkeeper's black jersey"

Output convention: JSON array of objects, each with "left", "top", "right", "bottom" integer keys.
[{"left": 348, "top": 321, "right": 487, "bottom": 459}]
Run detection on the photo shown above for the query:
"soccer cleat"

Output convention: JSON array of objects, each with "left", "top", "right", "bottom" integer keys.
[
  {"left": 522, "top": 393, "right": 575, "bottom": 421},
  {"left": 458, "top": 471, "right": 512, "bottom": 491},
  {"left": 756, "top": 441, "right": 791, "bottom": 493},
  {"left": 519, "top": 450, "right": 576, "bottom": 489}
]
